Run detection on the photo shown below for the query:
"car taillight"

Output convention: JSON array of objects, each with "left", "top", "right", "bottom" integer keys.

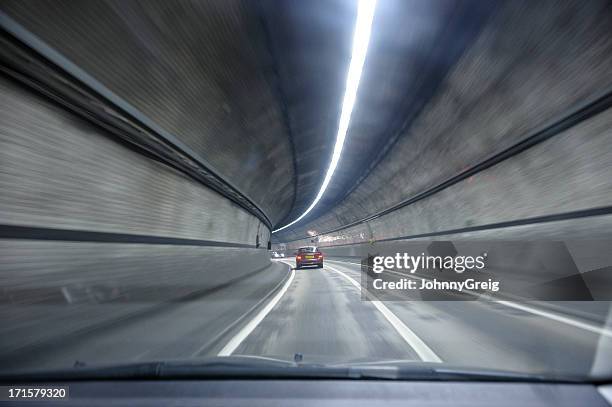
[
  {"left": 316, "top": 253, "right": 323, "bottom": 258},
  {"left": 296, "top": 255, "right": 302, "bottom": 260}
]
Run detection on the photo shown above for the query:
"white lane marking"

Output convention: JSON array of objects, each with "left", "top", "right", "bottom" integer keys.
[
  {"left": 496, "top": 300, "right": 612, "bottom": 338},
  {"left": 328, "top": 260, "right": 360, "bottom": 266},
  {"left": 325, "top": 264, "right": 442, "bottom": 363},
  {"left": 598, "top": 385, "right": 612, "bottom": 405},
  {"left": 327, "top": 259, "right": 612, "bottom": 339},
  {"left": 190, "top": 263, "right": 291, "bottom": 357},
  {"left": 218, "top": 267, "right": 296, "bottom": 356}
]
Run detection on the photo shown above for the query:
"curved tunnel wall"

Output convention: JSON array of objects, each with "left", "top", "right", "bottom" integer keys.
[
  {"left": 282, "top": 104, "right": 612, "bottom": 248},
  {"left": 0, "top": 0, "right": 297, "bottom": 226},
  {"left": 0, "top": 76, "right": 274, "bottom": 356},
  {"left": 275, "top": 0, "right": 612, "bottom": 247}
]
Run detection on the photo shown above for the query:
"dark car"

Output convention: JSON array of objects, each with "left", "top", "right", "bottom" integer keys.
[{"left": 295, "top": 246, "right": 323, "bottom": 269}]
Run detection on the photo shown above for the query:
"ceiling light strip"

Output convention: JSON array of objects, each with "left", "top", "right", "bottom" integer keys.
[{"left": 273, "top": 0, "right": 377, "bottom": 233}]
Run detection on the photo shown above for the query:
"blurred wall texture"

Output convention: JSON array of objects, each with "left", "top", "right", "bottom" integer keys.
[
  {"left": 275, "top": 0, "right": 612, "bottom": 246},
  {"left": 0, "top": 77, "right": 273, "bottom": 356}
]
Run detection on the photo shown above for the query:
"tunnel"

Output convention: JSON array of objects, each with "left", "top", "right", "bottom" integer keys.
[{"left": 1, "top": 0, "right": 612, "bottom": 380}]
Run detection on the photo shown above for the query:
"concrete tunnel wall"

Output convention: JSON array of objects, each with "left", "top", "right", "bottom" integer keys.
[
  {"left": 0, "top": 77, "right": 278, "bottom": 356},
  {"left": 274, "top": 0, "right": 612, "bottom": 247},
  {"left": 0, "top": 0, "right": 297, "bottom": 226},
  {"left": 282, "top": 104, "right": 612, "bottom": 250}
]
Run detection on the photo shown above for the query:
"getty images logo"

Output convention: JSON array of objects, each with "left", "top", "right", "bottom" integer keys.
[{"left": 371, "top": 253, "right": 487, "bottom": 274}]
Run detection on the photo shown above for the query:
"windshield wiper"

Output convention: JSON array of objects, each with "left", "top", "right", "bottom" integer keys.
[
  {"left": 0, "top": 356, "right": 582, "bottom": 383},
  {"left": 330, "top": 359, "right": 584, "bottom": 382},
  {"left": 0, "top": 355, "right": 298, "bottom": 382}
]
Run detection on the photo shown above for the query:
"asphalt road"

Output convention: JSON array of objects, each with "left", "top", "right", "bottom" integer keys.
[
  {"left": 322, "top": 259, "right": 610, "bottom": 376},
  {"left": 3, "top": 258, "right": 611, "bottom": 378},
  {"left": 232, "top": 260, "right": 420, "bottom": 362}
]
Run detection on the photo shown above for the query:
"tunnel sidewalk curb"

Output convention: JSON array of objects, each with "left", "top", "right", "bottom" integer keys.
[{"left": 0, "top": 261, "right": 284, "bottom": 365}]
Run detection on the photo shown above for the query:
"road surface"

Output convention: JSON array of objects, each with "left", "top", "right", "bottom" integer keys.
[{"left": 3, "top": 259, "right": 610, "bottom": 377}]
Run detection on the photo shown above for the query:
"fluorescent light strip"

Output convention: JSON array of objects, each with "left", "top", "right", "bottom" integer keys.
[{"left": 273, "top": 0, "right": 377, "bottom": 234}]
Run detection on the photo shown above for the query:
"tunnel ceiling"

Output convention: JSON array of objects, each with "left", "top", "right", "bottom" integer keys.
[
  {"left": 267, "top": 0, "right": 494, "bottom": 234},
  {"left": 1, "top": 0, "right": 492, "bottom": 232}
]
